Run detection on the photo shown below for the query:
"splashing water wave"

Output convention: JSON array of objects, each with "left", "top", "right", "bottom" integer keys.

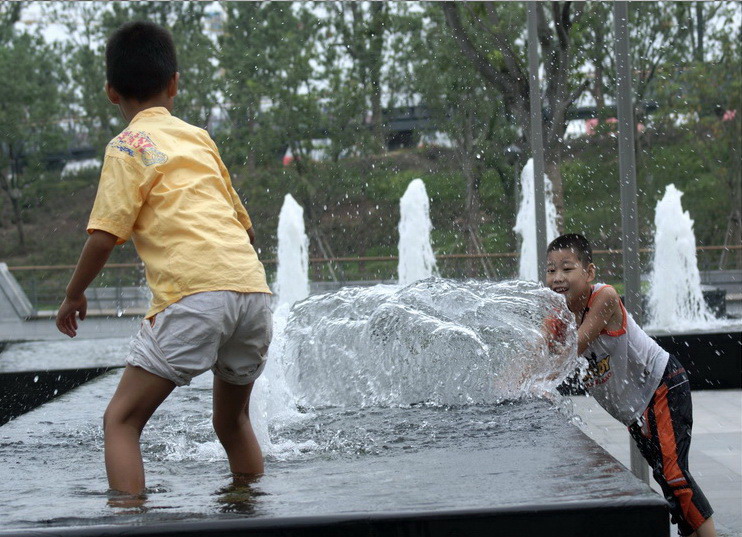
[{"left": 278, "top": 278, "right": 578, "bottom": 408}]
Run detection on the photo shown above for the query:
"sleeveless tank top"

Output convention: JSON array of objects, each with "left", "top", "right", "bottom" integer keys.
[{"left": 581, "top": 283, "right": 669, "bottom": 426}]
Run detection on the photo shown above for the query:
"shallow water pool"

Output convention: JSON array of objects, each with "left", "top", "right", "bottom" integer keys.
[{"left": 0, "top": 368, "right": 652, "bottom": 530}]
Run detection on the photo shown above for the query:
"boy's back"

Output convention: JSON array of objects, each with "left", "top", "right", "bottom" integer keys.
[{"left": 89, "top": 107, "right": 270, "bottom": 318}]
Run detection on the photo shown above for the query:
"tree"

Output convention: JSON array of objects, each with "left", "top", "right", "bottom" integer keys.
[
  {"left": 327, "top": 2, "right": 391, "bottom": 153},
  {"left": 647, "top": 2, "right": 742, "bottom": 266},
  {"left": 44, "top": 3, "right": 121, "bottom": 151},
  {"left": 441, "top": 2, "right": 592, "bottom": 225},
  {"left": 0, "top": 16, "right": 66, "bottom": 249},
  {"left": 46, "top": 1, "right": 219, "bottom": 156},
  {"left": 413, "top": 5, "right": 517, "bottom": 276},
  {"left": 218, "top": 2, "right": 296, "bottom": 172},
  {"left": 314, "top": 2, "right": 420, "bottom": 160},
  {"left": 219, "top": 2, "right": 345, "bottom": 275},
  {"left": 315, "top": 7, "right": 372, "bottom": 162}
]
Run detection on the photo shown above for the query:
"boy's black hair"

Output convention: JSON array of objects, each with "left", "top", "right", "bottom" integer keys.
[
  {"left": 106, "top": 21, "right": 177, "bottom": 102},
  {"left": 547, "top": 234, "right": 593, "bottom": 266}
]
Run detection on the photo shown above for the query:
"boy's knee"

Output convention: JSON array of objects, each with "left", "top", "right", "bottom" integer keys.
[
  {"left": 103, "top": 403, "right": 144, "bottom": 435},
  {"left": 103, "top": 406, "right": 123, "bottom": 436},
  {"left": 103, "top": 405, "right": 121, "bottom": 432},
  {"left": 212, "top": 411, "right": 247, "bottom": 439}
]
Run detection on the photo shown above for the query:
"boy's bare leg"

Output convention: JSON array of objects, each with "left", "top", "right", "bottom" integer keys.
[
  {"left": 104, "top": 365, "right": 175, "bottom": 495},
  {"left": 212, "top": 377, "right": 263, "bottom": 475},
  {"left": 692, "top": 517, "right": 717, "bottom": 537}
]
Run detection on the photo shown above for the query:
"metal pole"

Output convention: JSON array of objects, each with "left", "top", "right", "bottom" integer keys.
[
  {"left": 613, "top": 1, "right": 650, "bottom": 484},
  {"left": 527, "top": 2, "right": 548, "bottom": 284}
]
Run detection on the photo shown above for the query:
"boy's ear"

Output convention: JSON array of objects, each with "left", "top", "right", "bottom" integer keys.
[
  {"left": 167, "top": 72, "right": 179, "bottom": 98},
  {"left": 586, "top": 263, "right": 596, "bottom": 282},
  {"left": 105, "top": 82, "right": 120, "bottom": 105}
]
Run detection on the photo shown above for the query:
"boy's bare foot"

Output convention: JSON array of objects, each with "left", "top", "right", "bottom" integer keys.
[{"left": 106, "top": 490, "right": 147, "bottom": 511}]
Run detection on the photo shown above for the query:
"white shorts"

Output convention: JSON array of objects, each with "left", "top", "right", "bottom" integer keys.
[{"left": 126, "top": 291, "right": 273, "bottom": 386}]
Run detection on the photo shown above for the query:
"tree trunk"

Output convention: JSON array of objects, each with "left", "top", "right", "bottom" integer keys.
[
  {"left": 544, "top": 133, "right": 565, "bottom": 233},
  {"left": 10, "top": 194, "right": 25, "bottom": 251},
  {"left": 694, "top": 2, "right": 704, "bottom": 63},
  {"left": 463, "top": 169, "right": 482, "bottom": 277},
  {"left": 0, "top": 154, "right": 26, "bottom": 250},
  {"left": 290, "top": 151, "right": 341, "bottom": 282},
  {"left": 247, "top": 110, "right": 257, "bottom": 174},
  {"left": 368, "top": 2, "right": 386, "bottom": 153},
  {"left": 459, "top": 110, "right": 493, "bottom": 278},
  {"left": 720, "top": 114, "right": 742, "bottom": 269}
]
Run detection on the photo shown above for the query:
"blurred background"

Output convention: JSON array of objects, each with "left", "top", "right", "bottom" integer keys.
[{"left": 0, "top": 1, "right": 739, "bottom": 310}]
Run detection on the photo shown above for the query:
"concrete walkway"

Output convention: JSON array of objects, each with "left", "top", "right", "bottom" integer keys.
[{"left": 570, "top": 390, "right": 742, "bottom": 537}]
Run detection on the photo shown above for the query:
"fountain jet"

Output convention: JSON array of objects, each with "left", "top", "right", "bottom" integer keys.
[
  {"left": 646, "top": 184, "right": 714, "bottom": 330},
  {"left": 398, "top": 179, "right": 437, "bottom": 286},
  {"left": 513, "top": 158, "right": 558, "bottom": 281}
]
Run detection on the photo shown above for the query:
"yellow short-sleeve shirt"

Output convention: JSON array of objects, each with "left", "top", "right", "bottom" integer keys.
[{"left": 88, "top": 107, "right": 271, "bottom": 318}]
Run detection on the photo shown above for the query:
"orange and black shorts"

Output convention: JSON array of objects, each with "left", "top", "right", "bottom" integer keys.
[{"left": 629, "top": 355, "right": 713, "bottom": 536}]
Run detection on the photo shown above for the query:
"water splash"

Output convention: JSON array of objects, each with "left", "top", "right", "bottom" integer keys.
[
  {"left": 398, "top": 179, "right": 437, "bottom": 285},
  {"left": 646, "top": 184, "right": 714, "bottom": 330},
  {"left": 251, "top": 303, "right": 305, "bottom": 455},
  {"left": 280, "top": 279, "right": 578, "bottom": 408},
  {"left": 252, "top": 193, "right": 310, "bottom": 453},
  {"left": 275, "top": 194, "right": 309, "bottom": 308},
  {"left": 513, "top": 159, "right": 559, "bottom": 281}
]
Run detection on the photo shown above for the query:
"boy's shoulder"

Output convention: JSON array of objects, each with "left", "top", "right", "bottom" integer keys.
[
  {"left": 106, "top": 128, "right": 169, "bottom": 168},
  {"left": 105, "top": 113, "right": 215, "bottom": 169},
  {"left": 589, "top": 283, "right": 623, "bottom": 312},
  {"left": 592, "top": 282, "right": 619, "bottom": 299}
]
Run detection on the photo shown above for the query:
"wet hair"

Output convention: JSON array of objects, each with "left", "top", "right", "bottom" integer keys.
[
  {"left": 547, "top": 234, "right": 593, "bottom": 267},
  {"left": 106, "top": 21, "right": 177, "bottom": 102}
]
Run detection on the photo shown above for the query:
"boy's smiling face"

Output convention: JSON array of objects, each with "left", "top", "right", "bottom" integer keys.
[{"left": 546, "top": 248, "right": 595, "bottom": 311}]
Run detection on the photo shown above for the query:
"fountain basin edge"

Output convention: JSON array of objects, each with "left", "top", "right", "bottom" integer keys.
[
  {"left": 0, "top": 498, "right": 668, "bottom": 537},
  {"left": 0, "top": 367, "right": 117, "bottom": 426}
]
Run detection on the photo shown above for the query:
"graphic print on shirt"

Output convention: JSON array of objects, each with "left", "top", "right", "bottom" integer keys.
[
  {"left": 109, "top": 130, "right": 168, "bottom": 166},
  {"left": 582, "top": 351, "right": 613, "bottom": 388}
]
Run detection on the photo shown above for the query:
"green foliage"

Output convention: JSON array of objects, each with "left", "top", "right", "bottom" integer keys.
[
  {"left": 217, "top": 2, "right": 321, "bottom": 169},
  {"left": 0, "top": 19, "right": 67, "bottom": 247},
  {"left": 2, "top": 1, "right": 740, "bottom": 285}
]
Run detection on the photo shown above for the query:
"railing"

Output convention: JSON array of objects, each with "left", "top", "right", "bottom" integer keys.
[{"left": 6, "top": 245, "right": 741, "bottom": 312}]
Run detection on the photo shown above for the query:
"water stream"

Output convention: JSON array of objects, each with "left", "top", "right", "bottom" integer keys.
[
  {"left": 646, "top": 184, "right": 735, "bottom": 331},
  {"left": 398, "top": 179, "right": 437, "bottom": 285},
  {"left": 513, "top": 158, "right": 559, "bottom": 281}
]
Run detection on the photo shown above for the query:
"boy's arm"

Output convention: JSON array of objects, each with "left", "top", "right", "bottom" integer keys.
[
  {"left": 208, "top": 136, "right": 256, "bottom": 244},
  {"left": 55, "top": 230, "right": 118, "bottom": 338},
  {"left": 577, "top": 286, "right": 622, "bottom": 354},
  {"left": 227, "top": 180, "right": 255, "bottom": 244}
]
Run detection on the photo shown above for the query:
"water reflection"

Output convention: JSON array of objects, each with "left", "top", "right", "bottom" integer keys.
[{"left": 215, "top": 474, "right": 267, "bottom": 515}]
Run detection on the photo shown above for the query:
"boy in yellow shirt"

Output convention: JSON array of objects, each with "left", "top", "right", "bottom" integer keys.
[{"left": 55, "top": 21, "right": 273, "bottom": 497}]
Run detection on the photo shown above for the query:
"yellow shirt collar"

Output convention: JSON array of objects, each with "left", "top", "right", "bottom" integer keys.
[{"left": 130, "top": 106, "right": 171, "bottom": 124}]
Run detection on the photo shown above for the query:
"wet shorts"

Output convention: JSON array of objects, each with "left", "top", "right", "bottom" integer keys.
[
  {"left": 126, "top": 291, "right": 273, "bottom": 386},
  {"left": 629, "top": 355, "right": 713, "bottom": 536}
]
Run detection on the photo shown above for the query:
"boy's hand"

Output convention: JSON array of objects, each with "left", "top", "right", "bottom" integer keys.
[
  {"left": 544, "top": 315, "right": 568, "bottom": 351},
  {"left": 56, "top": 294, "right": 88, "bottom": 338},
  {"left": 55, "top": 229, "right": 117, "bottom": 338}
]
